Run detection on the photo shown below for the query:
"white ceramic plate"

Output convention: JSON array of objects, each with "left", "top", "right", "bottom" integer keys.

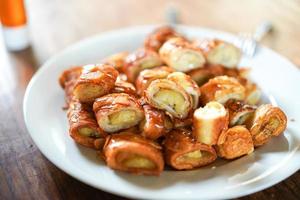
[{"left": 24, "top": 25, "right": 300, "bottom": 200}]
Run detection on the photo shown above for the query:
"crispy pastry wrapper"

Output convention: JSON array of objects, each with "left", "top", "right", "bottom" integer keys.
[
  {"left": 225, "top": 99, "right": 256, "bottom": 127},
  {"left": 200, "top": 75, "right": 246, "bottom": 105},
  {"left": 164, "top": 129, "right": 217, "bottom": 170},
  {"left": 111, "top": 75, "right": 137, "bottom": 96},
  {"left": 187, "top": 64, "right": 250, "bottom": 87},
  {"left": 139, "top": 104, "right": 173, "bottom": 140},
  {"left": 144, "top": 26, "right": 183, "bottom": 52},
  {"left": 145, "top": 79, "right": 192, "bottom": 119},
  {"left": 187, "top": 64, "right": 225, "bottom": 86},
  {"left": 193, "top": 101, "right": 229, "bottom": 145},
  {"left": 93, "top": 93, "right": 144, "bottom": 133},
  {"left": 122, "top": 48, "right": 163, "bottom": 82},
  {"left": 195, "top": 39, "right": 241, "bottom": 68},
  {"left": 73, "top": 64, "right": 119, "bottom": 103},
  {"left": 135, "top": 66, "right": 174, "bottom": 96},
  {"left": 216, "top": 126, "right": 254, "bottom": 159},
  {"left": 102, "top": 52, "right": 129, "bottom": 72},
  {"left": 246, "top": 104, "right": 287, "bottom": 147},
  {"left": 67, "top": 98, "right": 106, "bottom": 149},
  {"left": 159, "top": 37, "right": 206, "bottom": 72},
  {"left": 103, "top": 132, "right": 164, "bottom": 175},
  {"left": 58, "top": 66, "right": 83, "bottom": 106},
  {"left": 59, "top": 66, "right": 82, "bottom": 89},
  {"left": 167, "top": 72, "right": 201, "bottom": 109}
]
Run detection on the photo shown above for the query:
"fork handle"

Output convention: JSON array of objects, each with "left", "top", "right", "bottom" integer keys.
[{"left": 253, "top": 21, "right": 273, "bottom": 41}]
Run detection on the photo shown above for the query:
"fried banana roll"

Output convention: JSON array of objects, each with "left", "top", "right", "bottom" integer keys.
[
  {"left": 135, "top": 66, "right": 174, "bottom": 96},
  {"left": 216, "top": 126, "right": 254, "bottom": 159},
  {"left": 225, "top": 99, "right": 256, "bottom": 127},
  {"left": 164, "top": 129, "right": 217, "bottom": 170},
  {"left": 67, "top": 99, "right": 105, "bottom": 149},
  {"left": 59, "top": 66, "right": 83, "bottom": 106},
  {"left": 159, "top": 37, "right": 206, "bottom": 72},
  {"left": 111, "top": 76, "right": 137, "bottom": 96},
  {"left": 145, "top": 79, "right": 192, "bottom": 119},
  {"left": 93, "top": 93, "right": 144, "bottom": 133},
  {"left": 144, "top": 26, "right": 182, "bottom": 52},
  {"left": 103, "top": 52, "right": 129, "bottom": 72},
  {"left": 123, "top": 48, "right": 163, "bottom": 82},
  {"left": 103, "top": 133, "right": 164, "bottom": 175},
  {"left": 167, "top": 72, "right": 201, "bottom": 109},
  {"left": 200, "top": 76, "right": 246, "bottom": 105},
  {"left": 196, "top": 39, "right": 241, "bottom": 68},
  {"left": 59, "top": 66, "right": 82, "bottom": 88},
  {"left": 139, "top": 105, "right": 173, "bottom": 140},
  {"left": 187, "top": 64, "right": 224, "bottom": 86},
  {"left": 193, "top": 101, "right": 229, "bottom": 145},
  {"left": 73, "top": 64, "right": 119, "bottom": 103},
  {"left": 246, "top": 104, "right": 287, "bottom": 147}
]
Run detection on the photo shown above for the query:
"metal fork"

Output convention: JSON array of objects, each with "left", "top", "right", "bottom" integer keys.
[{"left": 235, "top": 21, "right": 273, "bottom": 57}]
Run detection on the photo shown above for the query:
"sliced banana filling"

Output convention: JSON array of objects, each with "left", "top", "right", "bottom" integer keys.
[
  {"left": 176, "top": 150, "right": 202, "bottom": 164},
  {"left": 167, "top": 72, "right": 200, "bottom": 109},
  {"left": 74, "top": 84, "right": 103, "bottom": 101},
  {"left": 260, "top": 117, "right": 280, "bottom": 136},
  {"left": 140, "top": 58, "right": 162, "bottom": 69},
  {"left": 170, "top": 49, "right": 205, "bottom": 72},
  {"left": 109, "top": 110, "right": 137, "bottom": 126},
  {"left": 207, "top": 44, "right": 241, "bottom": 68},
  {"left": 153, "top": 89, "right": 186, "bottom": 115},
  {"left": 78, "top": 127, "right": 100, "bottom": 138},
  {"left": 123, "top": 154, "right": 156, "bottom": 169},
  {"left": 100, "top": 109, "right": 141, "bottom": 133},
  {"left": 232, "top": 112, "right": 253, "bottom": 126}
]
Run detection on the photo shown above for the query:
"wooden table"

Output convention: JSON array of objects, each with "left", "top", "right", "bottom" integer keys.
[{"left": 1, "top": 0, "right": 299, "bottom": 199}]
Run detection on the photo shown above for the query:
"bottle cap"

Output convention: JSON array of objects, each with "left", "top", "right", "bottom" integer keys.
[{"left": 2, "top": 25, "right": 29, "bottom": 51}]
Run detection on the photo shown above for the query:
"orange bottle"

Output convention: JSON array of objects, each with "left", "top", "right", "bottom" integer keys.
[{"left": 0, "top": 0, "right": 29, "bottom": 51}]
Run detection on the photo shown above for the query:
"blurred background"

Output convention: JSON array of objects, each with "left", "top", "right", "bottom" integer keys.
[
  {"left": 1, "top": 0, "right": 300, "bottom": 199},
  {"left": 1, "top": 0, "right": 300, "bottom": 64}
]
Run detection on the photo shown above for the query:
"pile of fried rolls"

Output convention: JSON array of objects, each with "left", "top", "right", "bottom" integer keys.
[{"left": 59, "top": 26, "right": 287, "bottom": 176}]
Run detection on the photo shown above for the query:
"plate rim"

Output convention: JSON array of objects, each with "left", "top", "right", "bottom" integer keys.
[{"left": 23, "top": 24, "right": 300, "bottom": 200}]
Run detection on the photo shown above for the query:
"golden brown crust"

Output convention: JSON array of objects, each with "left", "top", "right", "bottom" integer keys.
[
  {"left": 93, "top": 93, "right": 144, "bottom": 133},
  {"left": 169, "top": 111, "right": 193, "bottom": 129},
  {"left": 122, "top": 48, "right": 163, "bottom": 82},
  {"left": 144, "top": 26, "right": 183, "bottom": 52},
  {"left": 111, "top": 76, "right": 137, "bottom": 96},
  {"left": 73, "top": 64, "right": 119, "bottom": 103},
  {"left": 145, "top": 79, "right": 192, "bottom": 119},
  {"left": 59, "top": 66, "right": 82, "bottom": 88},
  {"left": 187, "top": 64, "right": 225, "bottom": 86},
  {"left": 159, "top": 37, "right": 206, "bottom": 72},
  {"left": 216, "top": 126, "right": 254, "bottom": 159},
  {"left": 164, "top": 129, "right": 217, "bottom": 170},
  {"left": 200, "top": 75, "right": 246, "bottom": 105},
  {"left": 140, "top": 105, "right": 173, "bottom": 140},
  {"left": 135, "top": 66, "right": 174, "bottom": 96},
  {"left": 102, "top": 52, "right": 129, "bottom": 72},
  {"left": 103, "top": 132, "right": 164, "bottom": 175},
  {"left": 225, "top": 99, "right": 256, "bottom": 127},
  {"left": 67, "top": 98, "right": 106, "bottom": 149},
  {"left": 246, "top": 104, "right": 287, "bottom": 147},
  {"left": 195, "top": 39, "right": 241, "bottom": 68},
  {"left": 58, "top": 66, "right": 83, "bottom": 107}
]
